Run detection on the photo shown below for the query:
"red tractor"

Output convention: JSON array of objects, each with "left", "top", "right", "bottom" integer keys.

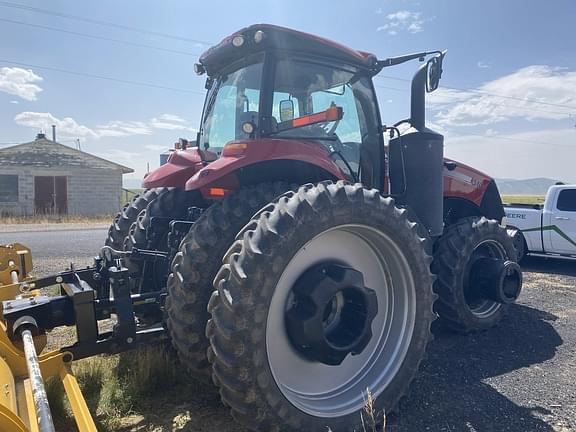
[{"left": 106, "top": 24, "right": 522, "bottom": 430}]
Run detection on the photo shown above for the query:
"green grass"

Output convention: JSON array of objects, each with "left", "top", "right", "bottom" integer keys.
[
  {"left": 121, "top": 188, "right": 144, "bottom": 205},
  {"left": 501, "top": 194, "right": 545, "bottom": 205},
  {"left": 0, "top": 214, "right": 114, "bottom": 224},
  {"left": 47, "top": 346, "right": 183, "bottom": 431}
]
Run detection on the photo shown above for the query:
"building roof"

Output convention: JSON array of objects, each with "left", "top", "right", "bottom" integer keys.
[{"left": 0, "top": 138, "right": 134, "bottom": 174}]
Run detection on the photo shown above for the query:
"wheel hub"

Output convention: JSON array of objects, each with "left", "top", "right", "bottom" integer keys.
[
  {"left": 285, "top": 263, "right": 378, "bottom": 365},
  {"left": 470, "top": 257, "right": 522, "bottom": 304}
]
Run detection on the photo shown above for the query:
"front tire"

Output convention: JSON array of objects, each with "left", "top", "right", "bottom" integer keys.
[
  {"left": 433, "top": 217, "right": 518, "bottom": 332},
  {"left": 166, "top": 183, "right": 292, "bottom": 377},
  {"left": 105, "top": 188, "right": 164, "bottom": 250},
  {"left": 123, "top": 187, "right": 191, "bottom": 294},
  {"left": 207, "top": 182, "right": 435, "bottom": 431}
]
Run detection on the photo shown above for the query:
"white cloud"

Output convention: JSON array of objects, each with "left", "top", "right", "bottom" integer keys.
[
  {"left": 430, "top": 66, "right": 576, "bottom": 127},
  {"left": 96, "top": 120, "right": 152, "bottom": 137},
  {"left": 10, "top": 100, "right": 19, "bottom": 104},
  {"left": 145, "top": 144, "right": 170, "bottom": 152},
  {"left": 377, "top": 10, "right": 427, "bottom": 35},
  {"left": 0, "top": 67, "right": 43, "bottom": 101},
  {"left": 15, "top": 112, "right": 196, "bottom": 139},
  {"left": 477, "top": 61, "right": 491, "bottom": 69},
  {"left": 445, "top": 128, "right": 576, "bottom": 183},
  {"left": 14, "top": 112, "right": 98, "bottom": 138},
  {"left": 149, "top": 113, "right": 196, "bottom": 132}
]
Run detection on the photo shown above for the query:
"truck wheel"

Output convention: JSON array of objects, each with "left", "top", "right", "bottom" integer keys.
[
  {"left": 166, "top": 182, "right": 292, "bottom": 377},
  {"left": 433, "top": 217, "right": 520, "bottom": 332},
  {"left": 123, "top": 187, "right": 191, "bottom": 294},
  {"left": 105, "top": 189, "right": 163, "bottom": 250},
  {"left": 207, "top": 182, "right": 435, "bottom": 431},
  {"left": 507, "top": 227, "right": 526, "bottom": 262}
]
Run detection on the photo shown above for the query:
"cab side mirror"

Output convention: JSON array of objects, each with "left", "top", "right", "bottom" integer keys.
[
  {"left": 426, "top": 54, "right": 445, "bottom": 93},
  {"left": 279, "top": 99, "right": 295, "bottom": 122}
]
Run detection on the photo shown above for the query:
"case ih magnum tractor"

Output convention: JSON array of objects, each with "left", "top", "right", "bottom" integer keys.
[{"left": 99, "top": 24, "right": 522, "bottom": 430}]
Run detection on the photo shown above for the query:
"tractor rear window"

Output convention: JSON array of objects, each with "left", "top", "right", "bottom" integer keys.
[{"left": 270, "top": 60, "right": 381, "bottom": 185}]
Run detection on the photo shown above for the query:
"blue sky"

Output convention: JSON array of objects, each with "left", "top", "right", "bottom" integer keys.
[{"left": 1, "top": 0, "right": 575, "bottom": 183}]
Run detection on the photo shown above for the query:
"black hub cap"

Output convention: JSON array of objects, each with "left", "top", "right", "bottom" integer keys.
[
  {"left": 285, "top": 263, "right": 378, "bottom": 365},
  {"left": 470, "top": 257, "right": 523, "bottom": 304}
]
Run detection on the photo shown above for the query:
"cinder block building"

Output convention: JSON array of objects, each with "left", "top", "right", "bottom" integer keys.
[{"left": 0, "top": 133, "right": 133, "bottom": 216}]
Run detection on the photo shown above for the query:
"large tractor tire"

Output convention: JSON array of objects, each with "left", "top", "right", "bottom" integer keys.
[
  {"left": 432, "top": 217, "right": 521, "bottom": 333},
  {"left": 166, "top": 182, "right": 292, "bottom": 377},
  {"left": 123, "top": 187, "right": 191, "bottom": 294},
  {"left": 105, "top": 188, "right": 164, "bottom": 250},
  {"left": 206, "top": 182, "right": 435, "bottom": 432}
]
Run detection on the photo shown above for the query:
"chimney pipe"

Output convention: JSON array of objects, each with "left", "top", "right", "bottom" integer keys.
[{"left": 51, "top": 125, "right": 56, "bottom": 142}]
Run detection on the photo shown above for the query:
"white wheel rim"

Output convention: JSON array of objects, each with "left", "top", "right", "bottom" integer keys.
[{"left": 266, "top": 224, "right": 417, "bottom": 418}]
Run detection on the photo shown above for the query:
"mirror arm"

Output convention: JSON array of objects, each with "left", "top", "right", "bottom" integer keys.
[{"left": 374, "top": 50, "right": 443, "bottom": 74}]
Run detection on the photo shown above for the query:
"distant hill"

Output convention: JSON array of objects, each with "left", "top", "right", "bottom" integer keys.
[{"left": 495, "top": 178, "right": 562, "bottom": 195}]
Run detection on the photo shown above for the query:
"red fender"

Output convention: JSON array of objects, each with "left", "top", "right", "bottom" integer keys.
[
  {"left": 184, "top": 139, "right": 347, "bottom": 193},
  {"left": 142, "top": 148, "right": 216, "bottom": 189}
]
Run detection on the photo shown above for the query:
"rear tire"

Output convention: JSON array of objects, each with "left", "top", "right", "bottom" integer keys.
[
  {"left": 105, "top": 189, "right": 163, "bottom": 250},
  {"left": 166, "top": 183, "right": 292, "bottom": 377},
  {"left": 207, "top": 182, "right": 435, "bottom": 431},
  {"left": 433, "top": 217, "right": 518, "bottom": 332}
]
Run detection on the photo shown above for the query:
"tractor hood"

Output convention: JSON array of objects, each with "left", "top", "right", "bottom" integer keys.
[{"left": 142, "top": 148, "right": 210, "bottom": 189}]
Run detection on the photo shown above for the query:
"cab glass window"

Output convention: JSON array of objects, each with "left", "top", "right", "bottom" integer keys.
[
  {"left": 199, "top": 62, "right": 263, "bottom": 152},
  {"left": 557, "top": 189, "right": 576, "bottom": 212}
]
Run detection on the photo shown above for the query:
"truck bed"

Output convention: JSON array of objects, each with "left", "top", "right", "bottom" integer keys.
[{"left": 504, "top": 203, "right": 543, "bottom": 210}]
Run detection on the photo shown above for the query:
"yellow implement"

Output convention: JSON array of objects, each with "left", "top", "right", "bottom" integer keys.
[{"left": 0, "top": 244, "right": 96, "bottom": 432}]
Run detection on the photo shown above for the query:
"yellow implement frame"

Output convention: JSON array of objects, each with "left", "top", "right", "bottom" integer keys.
[{"left": 0, "top": 244, "right": 97, "bottom": 432}]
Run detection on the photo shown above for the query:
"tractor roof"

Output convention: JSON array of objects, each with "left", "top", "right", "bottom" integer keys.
[{"left": 199, "top": 24, "right": 378, "bottom": 75}]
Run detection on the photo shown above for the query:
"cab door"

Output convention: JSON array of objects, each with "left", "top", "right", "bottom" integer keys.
[{"left": 550, "top": 188, "right": 576, "bottom": 255}]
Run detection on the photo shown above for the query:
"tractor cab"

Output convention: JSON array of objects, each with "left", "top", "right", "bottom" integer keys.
[
  {"left": 194, "top": 24, "right": 446, "bottom": 235},
  {"left": 196, "top": 26, "right": 386, "bottom": 187}
]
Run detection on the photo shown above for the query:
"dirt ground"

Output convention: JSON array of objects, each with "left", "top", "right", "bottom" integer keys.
[{"left": 19, "top": 250, "right": 576, "bottom": 431}]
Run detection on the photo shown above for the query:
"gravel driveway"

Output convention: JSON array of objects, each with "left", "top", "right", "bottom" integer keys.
[{"left": 1, "top": 228, "right": 574, "bottom": 431}]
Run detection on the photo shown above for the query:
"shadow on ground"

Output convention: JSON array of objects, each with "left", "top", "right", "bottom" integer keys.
[
  {"left": 390, "top": 304, "right": 562, "bottom": 431},
  {"left": 112, "top": 303, "right": 562, "bottom": 432},
  {"left": 521, "top": 255, "right": 576, "bottom": 277}
]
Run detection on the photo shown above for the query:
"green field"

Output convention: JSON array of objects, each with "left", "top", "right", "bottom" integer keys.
[
  {"left": 501, "top": 195, "right": 545, "bottom": 205},
  {"left": 121, "top": 188, "right": 144, "bottom": 205}
]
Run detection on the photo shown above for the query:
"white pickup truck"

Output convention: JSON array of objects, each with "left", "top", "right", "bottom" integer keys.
[{"left": 504, "top": 185, "right": 576, "bottom": 261}]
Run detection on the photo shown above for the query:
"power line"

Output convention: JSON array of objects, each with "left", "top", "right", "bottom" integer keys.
[
  {"left": 0, "top": 59, "right": 205, "bottom": 94},
  {"left": 0, "top": 0, "right": 213, "bottom": 45},
  {"left": 376, "top": 74, "right": 576, "bottom": 111},
  {"left": 373, "top": 84, "right": 574, "bottom": 117},
  {"left": 3, "top": 0, "right": 573, "bottom": 113},
  {"left": 0, "top": 17, "right": 201, "bottom": 57},
  {"left": 453, "top": 131, "right": 559, "bottom": 147}
]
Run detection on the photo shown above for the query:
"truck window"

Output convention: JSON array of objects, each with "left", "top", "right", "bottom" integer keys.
[{"left": 557, "top": 189, "right": 576, "bottom": 212}]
